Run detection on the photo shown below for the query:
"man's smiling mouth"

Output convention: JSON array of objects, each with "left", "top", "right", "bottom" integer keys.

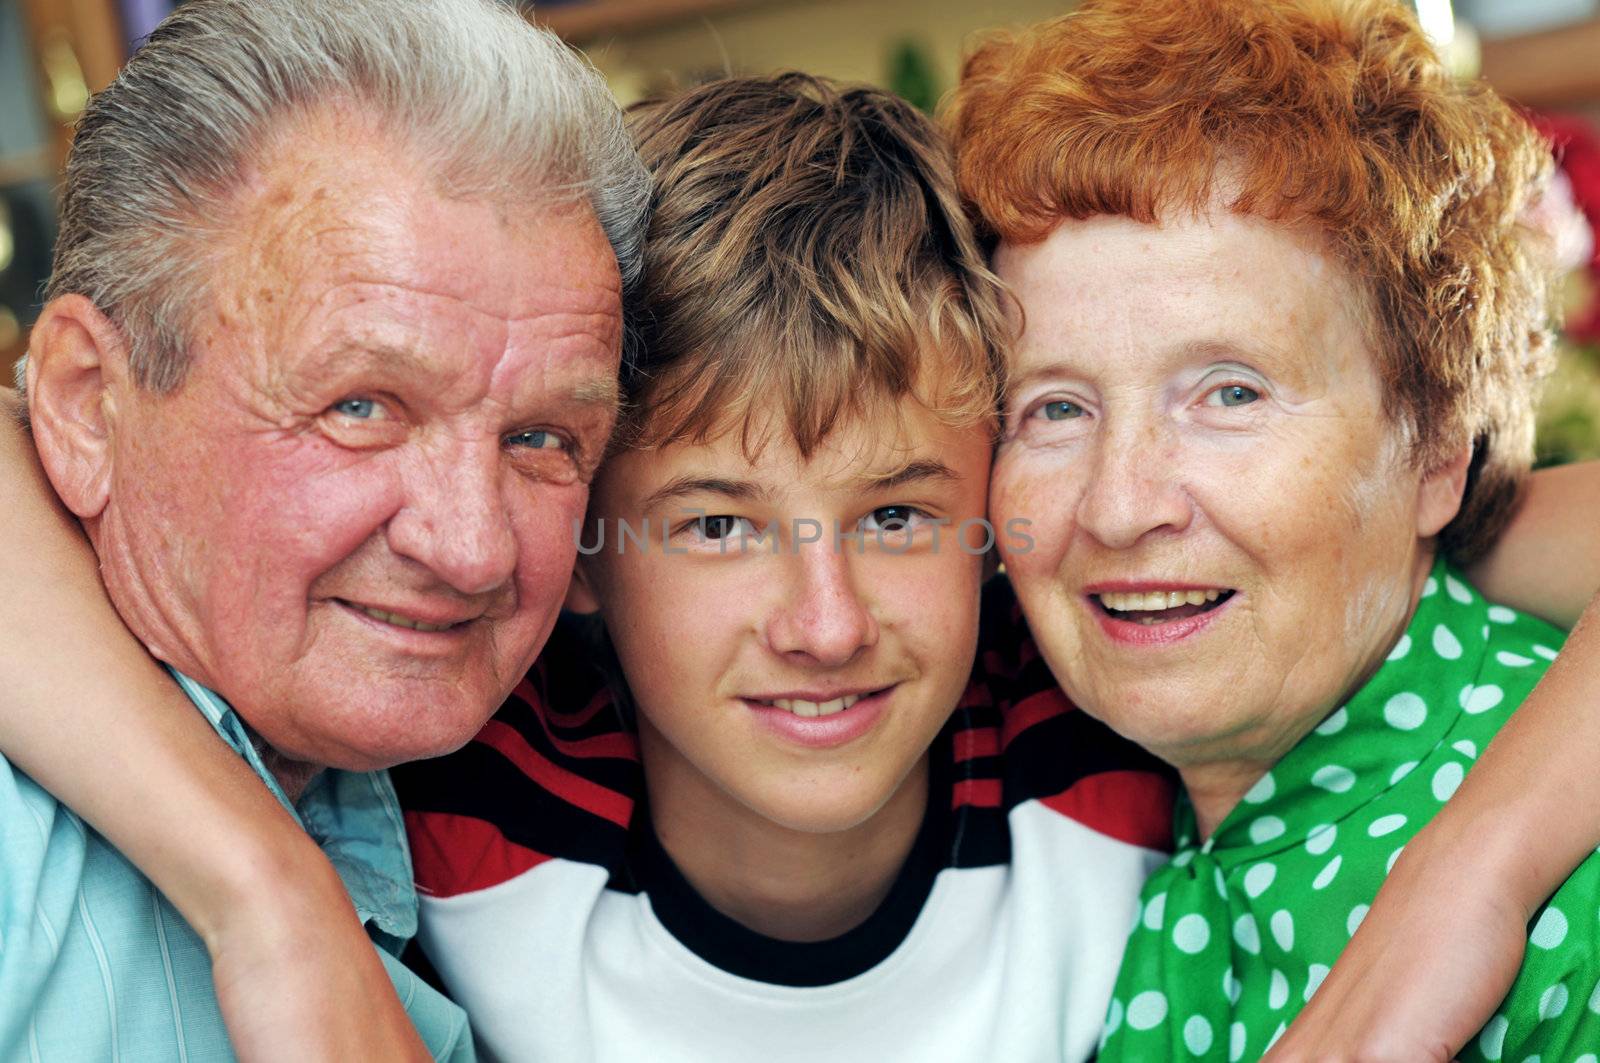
[{"left": 336, "top": 599, "right": 465, "bottom": 633}]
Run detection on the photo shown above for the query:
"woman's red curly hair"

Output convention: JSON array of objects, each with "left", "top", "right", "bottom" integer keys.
[{"left": 947, "top": 0, "right": 1556, "bottom": 562}]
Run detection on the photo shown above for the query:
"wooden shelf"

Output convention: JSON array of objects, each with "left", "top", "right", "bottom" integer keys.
[
  {"left": 1481, "top": 16, "right": 1600, "bottom": 109},
  {"left": 533, "top": 0, "right": 790, "bottom": 43}
]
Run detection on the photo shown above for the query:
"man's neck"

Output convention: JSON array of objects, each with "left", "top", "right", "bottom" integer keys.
[
  {"left": 640, "top": 723, "right": 930, "bottom": 943},
  {"left": 252, "top": 734, "right": 323, "bottom": 803}
]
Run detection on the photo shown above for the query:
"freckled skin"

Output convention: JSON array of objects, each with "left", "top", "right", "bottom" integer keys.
[
  {"left": 87, "top": 116, "right": 623, "bottom": 781},
  {"left": 989, "top": 212, "right": 1464, "bottom": 826},
  {"left": 572, "top": 399, "right": 989, "bottom": 934}
]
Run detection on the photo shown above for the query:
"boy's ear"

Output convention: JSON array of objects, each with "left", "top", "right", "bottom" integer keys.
[
  {"left": 26, "top": 295, "right": 131, "bottom": 520},
  {"left": 1416, "top": 439, "right": 1474, "bottom": 539},
  {"left": 565, "top": 556, "right": 602, "bottom": 614}
]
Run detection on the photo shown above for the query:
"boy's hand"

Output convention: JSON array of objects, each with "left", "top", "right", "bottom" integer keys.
[
  {"left": 1264, "top": 838, "right": 1525, "bottom": 1063},
  {"left": 204, "top": 853, "right": 432, "bottom": 1063}
]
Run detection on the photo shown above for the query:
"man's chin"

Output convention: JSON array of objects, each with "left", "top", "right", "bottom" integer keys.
[{"left": 240, "top": 681, "right": 500, "bottom": 776}]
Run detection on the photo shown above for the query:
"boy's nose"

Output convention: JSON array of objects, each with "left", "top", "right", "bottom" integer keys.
[{"left": 764, "top": 537, "right": 879, "bottom": 667}]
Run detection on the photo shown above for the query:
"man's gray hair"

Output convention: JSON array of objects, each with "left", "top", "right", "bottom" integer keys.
[{"left": 43, "top": 0, "right": 649, "bottom": 393}]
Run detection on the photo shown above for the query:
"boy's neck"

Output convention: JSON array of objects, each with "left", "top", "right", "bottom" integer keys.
[{"left": 639, "top": 721, "right": 931, "bottom": 944}]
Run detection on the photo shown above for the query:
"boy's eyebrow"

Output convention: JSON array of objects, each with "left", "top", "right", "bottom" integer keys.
[
  {"left": 640, "top": 476, "right": 772, "bottom": 512},
  {"left": 853, "top": 459, "right": 959, "bottom": 492}
]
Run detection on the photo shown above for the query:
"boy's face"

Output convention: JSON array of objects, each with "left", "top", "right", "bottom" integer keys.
[{"left": 573, "top": 393, "right": 990, "bottom": 835}]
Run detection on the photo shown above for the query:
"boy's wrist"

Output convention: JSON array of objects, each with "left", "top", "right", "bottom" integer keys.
[
  {"left": 191, "top": 824, "right": 353, "bottom": 955},
  {"left": 1396, "top": 791, "right": 1552, "bottom": 923}
]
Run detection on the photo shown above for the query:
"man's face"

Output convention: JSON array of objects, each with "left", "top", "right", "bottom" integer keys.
[
  {"left": 99, "top": 130, "right": 622, "bottom": 772},
  {"left": 578, "top": 396, "right": 990, "bottom": 836}
]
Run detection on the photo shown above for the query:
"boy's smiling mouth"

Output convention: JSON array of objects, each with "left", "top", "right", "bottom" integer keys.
[{"left": 744, "top": 686, "right": 895, "bottom": 718}]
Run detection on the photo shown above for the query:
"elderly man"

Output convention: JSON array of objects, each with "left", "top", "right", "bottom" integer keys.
[{"left": 1, "top": 0, "right": 646, "bottom": 1058}]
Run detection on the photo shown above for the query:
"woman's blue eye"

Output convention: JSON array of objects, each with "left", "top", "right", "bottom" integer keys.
[
  {"left": 332, "top": 397, "right": 378, "bottom": 419},
  {"left": 1038, "top": 400, "right": 1084, "bottom": 421},
  {"left": 1212, "top": 385, "right": 1260, "bottom": 408},
  {"left": 506, "top": 429, "right": 562, "bottom": 451}
]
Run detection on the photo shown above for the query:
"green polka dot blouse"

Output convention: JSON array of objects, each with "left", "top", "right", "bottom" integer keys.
[{"left": 1097, "top": 559, "right": 1595, "bottom": 1062}]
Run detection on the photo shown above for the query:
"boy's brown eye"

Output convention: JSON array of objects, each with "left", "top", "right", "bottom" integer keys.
[
  {"left": 697, "top": 515, "right": 751, "bottom": 540},
  {"left": 863, "top": 505, "right": 927, "bottom": 533}
]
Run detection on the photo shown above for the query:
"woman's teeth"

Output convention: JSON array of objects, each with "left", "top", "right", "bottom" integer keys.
[
  {"left": 1096, "top": 589, "right": 1225, "bottom": 612},
  {"left": 761, "top": 694, "right": 863, "bottom": 717}
]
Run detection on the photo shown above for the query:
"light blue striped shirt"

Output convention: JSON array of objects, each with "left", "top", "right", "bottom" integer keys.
[{"left": 0, "top": 668, "right": 474, "bottom": 1061}]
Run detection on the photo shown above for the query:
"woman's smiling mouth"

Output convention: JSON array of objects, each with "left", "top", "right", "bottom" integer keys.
[
  {"left": 1083, "top": 584, "right": 1238, "bottom": 644},
  {"left": 1093, "top": 588, "right": 1236, "bottom": 625}
]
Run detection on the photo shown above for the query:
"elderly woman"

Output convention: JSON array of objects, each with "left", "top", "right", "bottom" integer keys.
[{"left": 949, "top": 0, "right": 1596, "bottom": 1058}]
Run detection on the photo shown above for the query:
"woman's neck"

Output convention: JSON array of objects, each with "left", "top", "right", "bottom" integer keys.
[
  {"left": 1184, "top": 759, "right": 1278, "bottom": 839},
  {"left": 639, "top": 721, "right": 930, "bottom": 943},
  {"left": 1183, "top": 551, "right": 1441, "bottom": 840}
]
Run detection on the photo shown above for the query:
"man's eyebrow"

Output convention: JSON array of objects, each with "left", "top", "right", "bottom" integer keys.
[
  {"left": 313, "top": 341, "right": 436, "bottom": 379},
  {"left": 640, "top": 476, "right": 772, "bottom": 512},
  {"left": 853, "top": 458, "right": 960, "bottom": 492},
  {"left": 564, "top": 375, "right": 621, "bottom": 411}
]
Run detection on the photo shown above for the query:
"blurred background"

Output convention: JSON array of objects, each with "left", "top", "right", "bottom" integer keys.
[{"left": 2, "top": 0, "right": 1597, "bottom": 463}]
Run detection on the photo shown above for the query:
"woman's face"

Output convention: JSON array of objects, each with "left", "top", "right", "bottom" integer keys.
[{"left": 990, "top": 211, "right": 1466, "bottom": 777}]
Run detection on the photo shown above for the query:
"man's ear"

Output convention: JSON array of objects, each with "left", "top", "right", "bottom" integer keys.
[
  {"left": 1416, "top": 439, "right": 1474, "bottom": 539},
  {"left": 26, "top": 295, "right": 131, "bottom": 520},
  {"left": 564, "top": 555, "right": 602, "bottom": 614}
]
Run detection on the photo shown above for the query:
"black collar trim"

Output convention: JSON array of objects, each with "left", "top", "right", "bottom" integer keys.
[{"left": 629, "top": 735, "right": 953, "bottom": 988}]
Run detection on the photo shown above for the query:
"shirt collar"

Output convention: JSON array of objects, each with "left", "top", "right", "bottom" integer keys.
[
  {"left": 1182, "top": 556, "right": 1491, "bottom": 866},
  {"left": 167, "top": 668, "right": 419, "bottom": 950}
]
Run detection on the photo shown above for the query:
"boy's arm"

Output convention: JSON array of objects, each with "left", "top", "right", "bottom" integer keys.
[
  {"left": 1269, "top": 461, "right": 1600, "bottom": 1061},
  {"left": 0, "top": 388, "right": 429, "bottom": 1062},
  {"left": 1471, "top": 459, "right": 1600, "bottom": 627}
]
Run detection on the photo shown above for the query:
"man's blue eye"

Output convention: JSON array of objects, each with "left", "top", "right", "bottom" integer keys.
[
  {"left": 1214, "top": 385, "right": 1260, "bottom": 408},
  {"left": 333, "top": 397, "right": 378, "bottom": 419},
  {"left": 506, "top": 430, "right": 562, "bottom": 451},
  {"left": 1039, "top": 400, "right": 1084, "bottom": 421}
]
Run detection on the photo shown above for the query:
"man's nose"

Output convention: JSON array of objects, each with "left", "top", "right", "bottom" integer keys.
[
  {"left": 387, "top": 438, "right": 518, "bottom": 596},
  {"left": 1075, "top": 415, "right": 1194, "bottom": 550},
  {"left": 763, "top": 537, "right": 879, "bottom": 668}
]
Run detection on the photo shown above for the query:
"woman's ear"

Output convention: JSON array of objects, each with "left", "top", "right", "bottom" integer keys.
[
  {"left": 26, "top": 295, "right": 131, "bottom": 520},
  {"left": 565, "top": 556, "right": 602, "bottom": 614},
  {"left": 1416, "top": 440, "right": 1474, "bottom": 539}
]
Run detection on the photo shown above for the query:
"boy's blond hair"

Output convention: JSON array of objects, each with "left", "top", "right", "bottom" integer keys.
[{"left": 618, "top": 73, "right": 1007, "bottom": 456}]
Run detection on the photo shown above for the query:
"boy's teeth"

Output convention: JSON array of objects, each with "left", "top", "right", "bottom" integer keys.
[
  {"left": 1097, "top": 589, "right": 1224, "bottom": 612},
  {"left": 355, "top": 604, "right": 453, "bottom": 633},
  {"left": 768, "top": 694, "right": 863, "bottom": 717}
]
